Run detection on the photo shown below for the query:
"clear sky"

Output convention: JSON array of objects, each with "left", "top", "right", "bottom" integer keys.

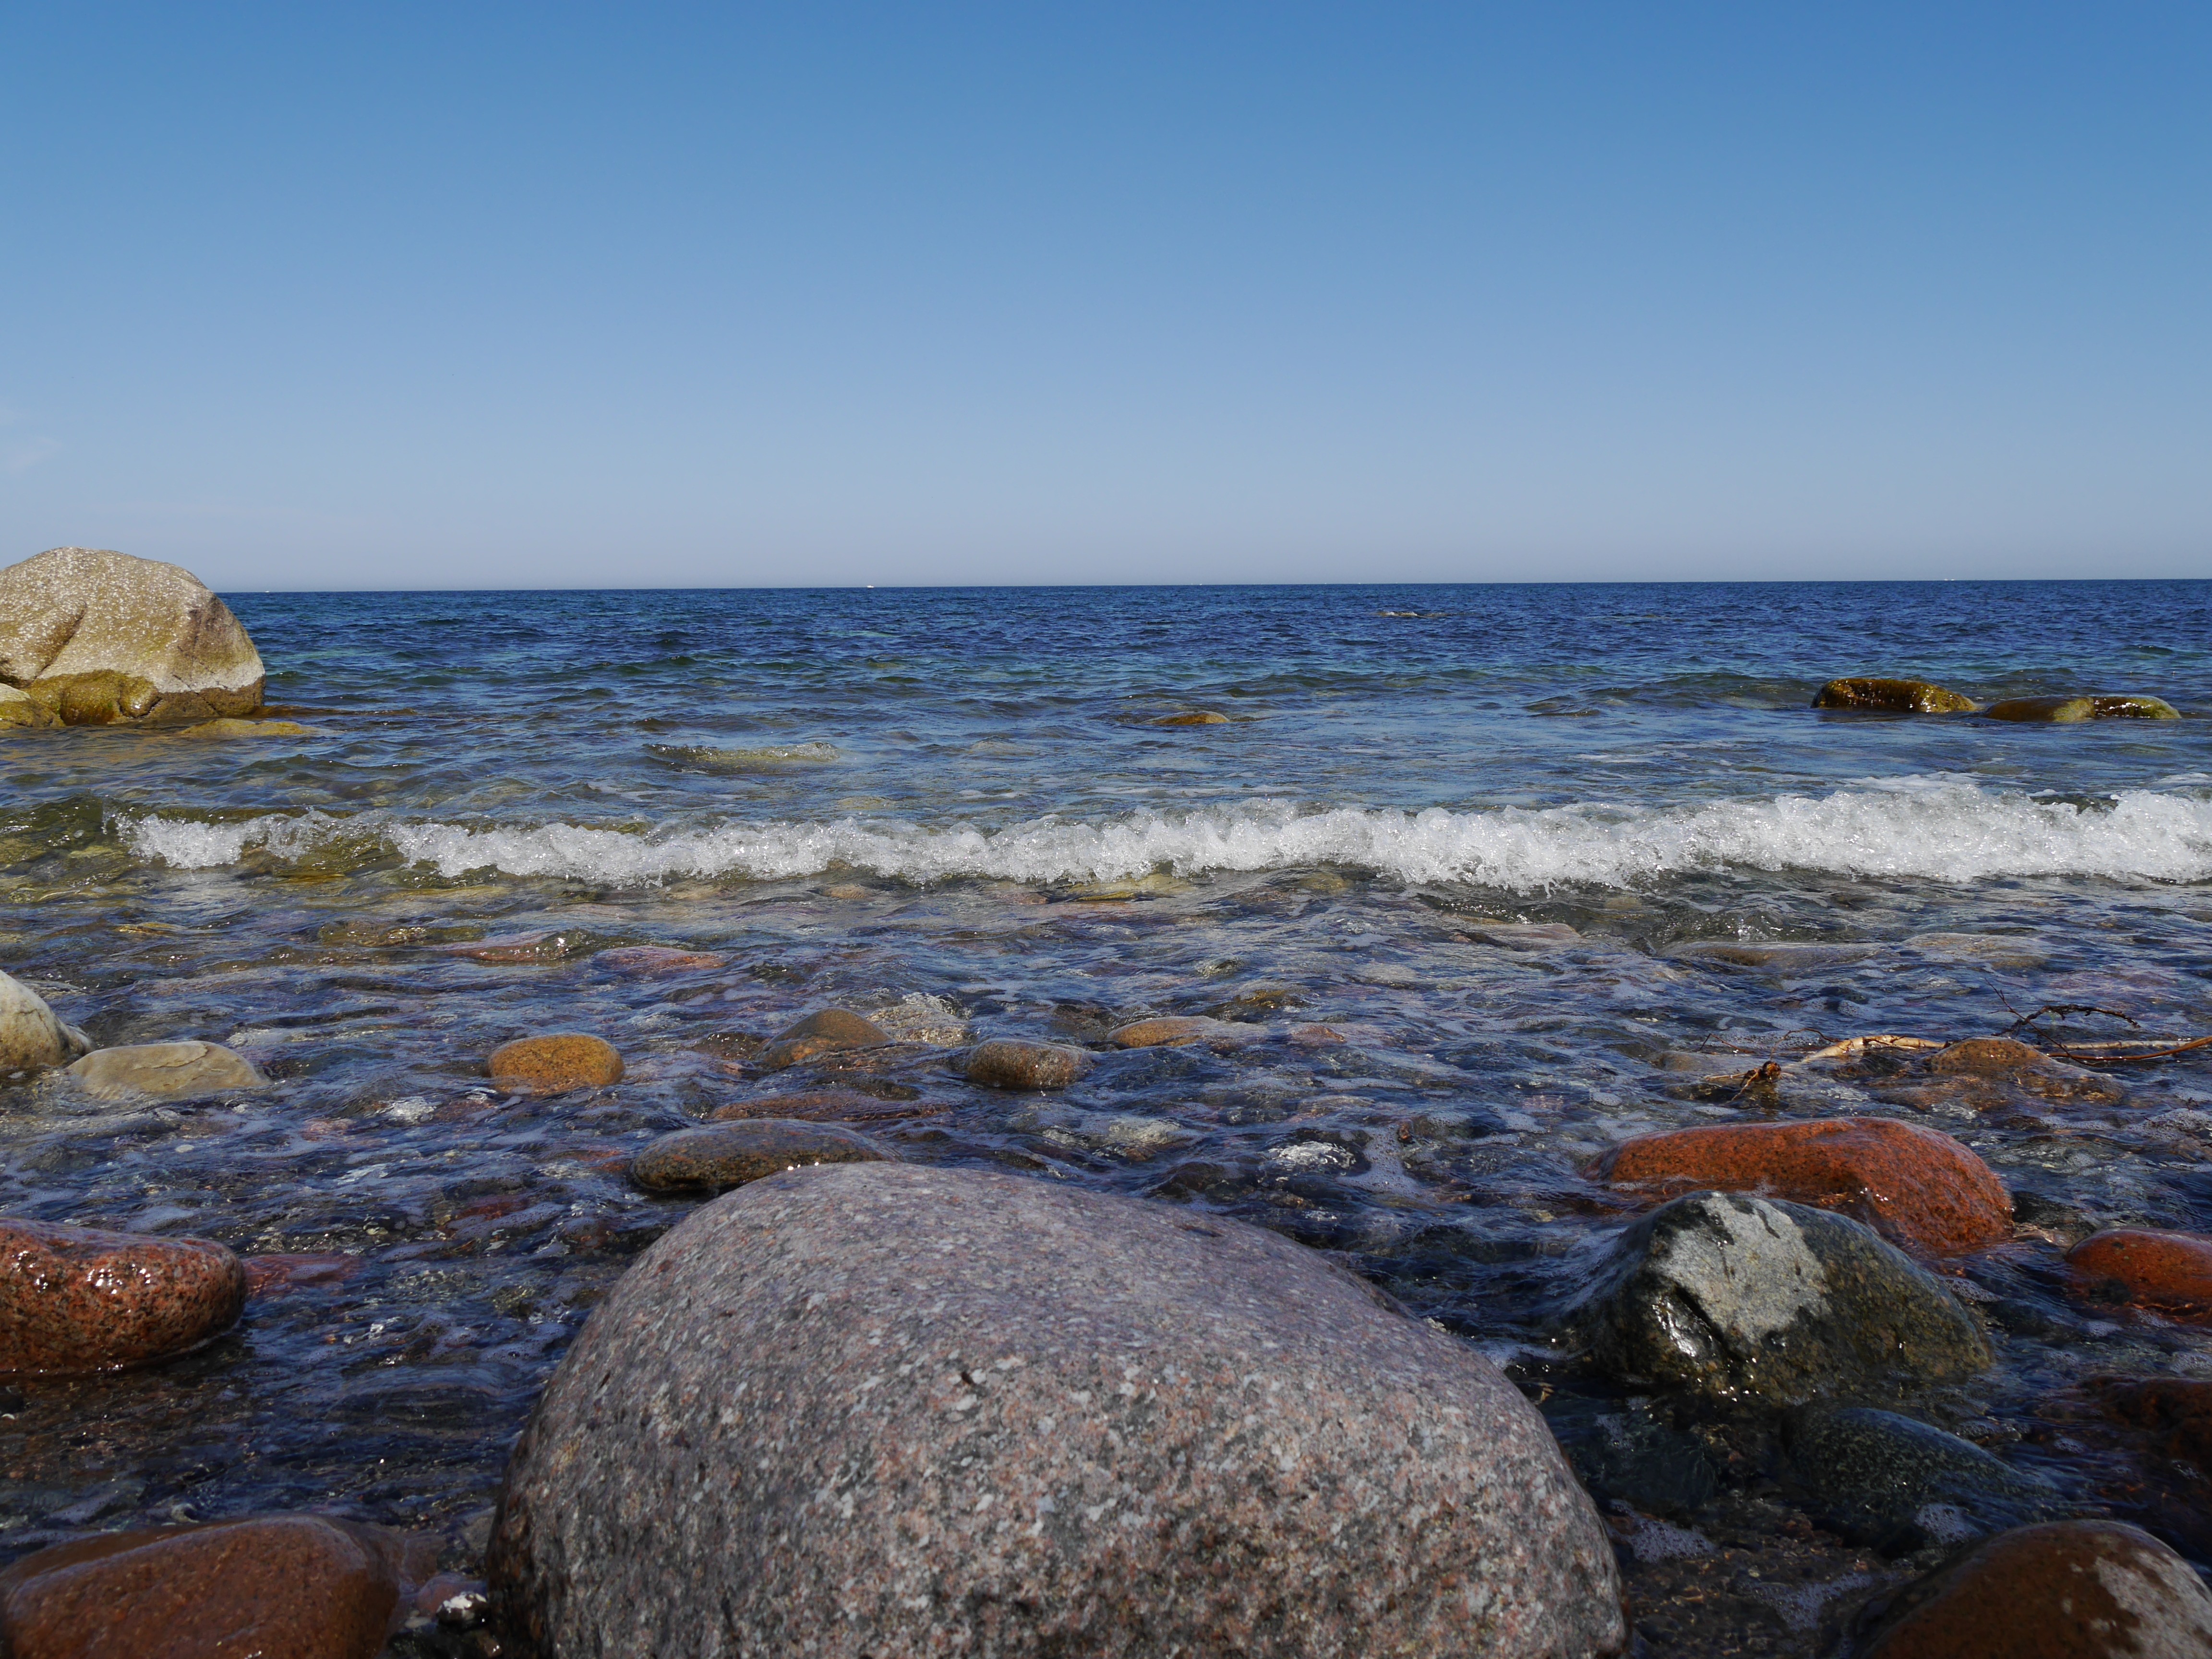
[{"left": 2, "top": 4, "right": 2206, "bottom": 590}]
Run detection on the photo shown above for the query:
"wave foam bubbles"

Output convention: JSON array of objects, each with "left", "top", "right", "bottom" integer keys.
[{"left": 119, "top": 781, "right": 2212, "bottom": 890}]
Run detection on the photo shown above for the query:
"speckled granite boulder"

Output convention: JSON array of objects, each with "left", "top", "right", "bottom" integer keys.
[
  {"left": 0, "top": 1515, "right": 421, "bottom": 1659},
  {"left": 628, "top": 1118, "right": 885, "bottom": 1194},
  {"left": 0, "top": 1219, "right": 246, "bottom": 1376},
  {"left": 0, "top": 546, "right": 265, "bottom": 725},
  {"left": 964, "top": 1036, "right": 1091, "bottom": 1089},
  {"left": 1569, "top": 1193, "right": 1989, "bottom": 1407},
  {"left": 1840, "top": 1520, "right": 2212, "bottom": 1658},
  {"left": 491, "top": 1164, "right": 1627, "bottom": 1659},
  {"left": 0, "top": 971, "right": 90, "bottom": 1073},
  {"left": 65, "top": 1040, "right": 266, "bottom": 1102}
]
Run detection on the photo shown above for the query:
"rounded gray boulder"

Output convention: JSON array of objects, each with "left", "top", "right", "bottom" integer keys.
[{"left": 491, "top": 1164, "right": 1626, "bottom": 1659}]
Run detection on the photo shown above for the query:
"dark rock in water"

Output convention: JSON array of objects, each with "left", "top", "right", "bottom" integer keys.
[
  {"left": 1783, "top": 1407, "right": 2060, "bottom": 1553},
  {"left": 754, "top": 1008, "right": 890, "bottom": 1070},
  {"left": 1984, "top": 693, "right": 2181, "bottom": 722},
  {"left": 1811, "top": 677, "right": 1978, "bottom": 714},
  {"left": 628, "top": 1119, "right": 885, "bottom": 1194},
  {"left": 2091, "top": 1375, "right": 2212, "bottom": 1473},
  {"left": 1840, "top": 1520, "right": 2212, "bottom": 1658},
  {"left": 1568, "top": 1192, "right": 1990, "bottom": 1407},
  {"left": 1566, "top": 1411, "right": 1720, "bottom": 1518},
  {"left": 0, "top": 1218, "right": 246, "bottom": 1377},
  {"left": 491, "top": 1164, "right": 1628, "bottom": 1659},
  {"left": 963, "top": 1035, "right": 1091, "bottom": 1089},
  {"left": 0, "top": 1514, "right": 422, "bottom": 1659}
]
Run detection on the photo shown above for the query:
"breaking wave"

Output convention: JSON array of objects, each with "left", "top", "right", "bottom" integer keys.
[{"left": 118, "top": 780, "right": 2212, "bottom": 891}]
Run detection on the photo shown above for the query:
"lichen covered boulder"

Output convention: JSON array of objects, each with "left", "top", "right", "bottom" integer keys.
[
  {"left": 491, "top": 1164, "right": 1628, "bottom": 1658},
  {"left": 0, "top": 547, "right": 265, "bottom": 725},
  {"left": 1568, "top": 1192, "right": 1990, "bottom": 1407},
  {"left": 1812, "top": 678, "right": 1978, "bottom": 714}
]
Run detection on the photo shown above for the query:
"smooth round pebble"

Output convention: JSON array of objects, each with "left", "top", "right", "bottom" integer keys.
[
  {"left": 964, "top": 1037, "right": 1091, "bottom": 1089},
  {"left": 629, "top": 1119, "right": 886, "bottom": 1194},
  {"left": 486, "top": 1034, "right": 624, "bottom": 1094},
  {"left": 0, "top": 1219, "right": 246, "bottom": 1377}
]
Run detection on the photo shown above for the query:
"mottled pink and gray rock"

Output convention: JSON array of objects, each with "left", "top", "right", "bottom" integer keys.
[
  {"left": 491, "top": 1164, "right": 1625, "bottom": 1659},
  {"left": 0, "top": 1219, "right": 246, "bottom": 1377}
]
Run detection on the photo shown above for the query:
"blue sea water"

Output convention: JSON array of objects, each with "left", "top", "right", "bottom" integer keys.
[{"left": 4, "top": 579, "right": 2212, "bottom": 1626}]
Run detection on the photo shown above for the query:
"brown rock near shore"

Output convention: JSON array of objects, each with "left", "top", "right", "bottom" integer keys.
[
  {"left": 0, "top": 1515, "right": 419, "bottom": 1659},
  {"left": 1842, "top": 1520, "right": 2212, "bottom": 1658},
  {"left": 490, "top": 1164, "right": 1627, "bottom": 1659},
  {"left": 965, "top": 1036, "right": 1091, "bottom": 1089},
  {"left": 0, "top": 547, "right": 265, "bottom": 725},
  {"left": 754, "top": 1008, "right": 890, "bottom": 1071},
  {"left": 0, "top": 1219, "right": 246, "bottom": 1377},
  {"left": 66, "top": 1040, "right": 267, "bottom": 1102},
  {"left": 1105, "top": 1016, "right": 1241, "bottom": 1048},
  {"left": 486, "top": 1034, "right": 624, "bottom": 1094},
  {"left": 2066, "top": 1228, "right": 2212, "bottom": 1317},
  {"left": 1595, "top": 1117, "right": 2012, "bottom": 1256},
  {"left": 628, "top": 1119, "right": 886, "bottom": 1194}
]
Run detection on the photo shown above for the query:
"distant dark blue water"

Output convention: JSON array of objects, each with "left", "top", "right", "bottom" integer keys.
[{"left": 4, "top": 580, "right": 2211, "bottom": 1621}]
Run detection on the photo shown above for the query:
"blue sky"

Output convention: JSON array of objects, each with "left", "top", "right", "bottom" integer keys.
[{"left": 2, "top": 4, "right": 2206, "bottom": 589}]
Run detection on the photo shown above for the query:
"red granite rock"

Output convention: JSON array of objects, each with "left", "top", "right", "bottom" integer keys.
[
  {"left": 1845, "top": 1519, "right": 2212, "bottom": 1658},
  {"left": 0, "top": 1219, "right": 245, "bottom": 1377},
  {"left": 486, "top": 1033, "right": 623, "bottom": 1094},
  {"left": 754, "top": 1009, "right": 890, "bottom": 1071},
  {"left": 1594, "top": 1117, "right": 2011, "bottom": 1256},
  {"left": 2067, "top": 1229, "right": 2212, "bottom": 1317},
  {"left": 964, "top": 1037, "right": 1091, "bottom": 1089},
  {"left": 0, "top": 1515, "right": 414, "bottom": 1659}
]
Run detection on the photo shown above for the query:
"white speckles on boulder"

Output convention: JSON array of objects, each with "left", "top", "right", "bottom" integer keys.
[
  {"left": 491, "top": 1164, "right": 1627, "bottom": 1659},
  {"left": 0, "top": 971, "right": 91, "bottom": 1072},
  {"left": 0, "top": 547, "right": 265, "bottom": 725}
]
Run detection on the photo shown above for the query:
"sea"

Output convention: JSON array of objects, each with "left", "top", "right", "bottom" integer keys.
[{"left": 4, "top": 580, "right": 2212, "bottom": 1638}]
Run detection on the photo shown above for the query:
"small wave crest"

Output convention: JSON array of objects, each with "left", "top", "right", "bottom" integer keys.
[{"left": 118, "top": 781, "right": 2212, "bottom": 890}]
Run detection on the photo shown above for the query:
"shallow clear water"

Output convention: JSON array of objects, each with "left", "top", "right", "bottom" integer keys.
[{"left": 5, "top": 580, "right": 2212, "bottom": 1642}]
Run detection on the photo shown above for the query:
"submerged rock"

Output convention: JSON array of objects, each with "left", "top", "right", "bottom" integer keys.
[
  {"left": 706, "top": 1087, "right": 944, "bottom": 1126},
  {"left": 964, "top": 1036, "right": 1091, "bottom": 1089},
  {"left": 1568, "top": 1192, "right": 1990, "bottom": 1407},
  {"left": 2066, "top": 1228, "right": 2212, "bottom": 1317},
  {"left": 176, "top": 716, "right": 313, "bottom": 738},
  {"left": 0, "top": 1218, "right": 246, "bottom": 1377},
  {"left": 491, "top": 1164, "right": 1627, "bottom": 1659},
  {"left": 628, "top": 1119, "right": 885, "bottom": 1194},
  {"left": 0, "top": 546, "right": 265, "bottom": 725},
  {"left": 1840, "top": 1520, "right": 2212, "bottom": 1659},
  {"left": 1594, "top": 1118, "right": 2012, "bottom": 1256},
  {"left": 2090, "top": 1375, "right": 2212, "bottom": 1472},
  {"left": 0, "top": 684, "right": 58, "bottom": 730},
  {"left": 1811, "top": 678, "right": 1978, "bottom": 714},
  {"left": 1151, "top": 709, "right": 1230, "bottom": 725},
  {"left": 65, "top": 1040, "right": 267, "bottom": 1102},
  {"left": 592, "top": 945, "right": 727, "bottom": 974},
  {"left": 0, "top": 1515, "right": 418, "bottom": 1659},
  {"left": 1784, "top": 1407, "right": 2060, "bottom": 1552},
  {"left": 0, "top": 971, "right": 90, "bottom": 1073},
  {"left": 754, "top": 1008, "right": 890, "bottom": 1071},
  {"left": 486, "top": 1034, "right": 624, "bottom": 1094},
  {"left": 1104, "top": 1015, "right": 1240, "bottom": 1049},
  {"left": 1984, "top": 693, "right": 2181, "bottom": 722}
]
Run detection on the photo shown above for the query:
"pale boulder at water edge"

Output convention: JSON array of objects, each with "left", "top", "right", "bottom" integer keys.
[
  {"left": 0, "top": 971, "right": 90, "bottom": 1072},
  {"left": 491, "top": 1164, "right": 1627, "bottom": 1659}
]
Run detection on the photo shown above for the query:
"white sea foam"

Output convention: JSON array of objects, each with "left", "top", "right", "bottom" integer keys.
[{"left": 118, "top": 780, "right": 2212, "bottom": 891}]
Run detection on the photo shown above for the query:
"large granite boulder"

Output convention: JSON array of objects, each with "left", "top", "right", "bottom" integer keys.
[
  {"left": 0, "top": 971, "right": 90, "bottom": 1073},
  {"left": 491, "top": 1164, "right": 1627, "bottom": 1659},
  {"left": 1568, "top": 1192, "right": 1990, "bottom": 1407},
  {"left": 0, "top": 546, "right": 264, "bottom": 725}
]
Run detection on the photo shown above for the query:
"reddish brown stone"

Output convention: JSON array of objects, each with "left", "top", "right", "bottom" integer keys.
[
  {"left": 486, "top": 1033, "right": 623, "bottom": 1094},
  {"left": 241, "top": 1253, "right": 362, "bottom": 1298},
  {"left": 2091, "top": 1375, "right": 2212, "bottom": 1470},
  {"left": 1594, "top": 1117, "right": 2011, "bottom": 1256},
  {"left": 1105, "top": 1016, "right": 1238, "bottom": 1049},
  {"left": 630, "top": 1120, "right": 886, "bottom": 1194},
  {"left": 0, "top": 1219, "right": 245, "bottom": 1377},
  {"left": 594, "top": 945, "right": 726, "bottom": 974},
  {"left": 1928, "top": 1036, "right": 2056, "bottom": 1075},
  {"left": 964, "top": 1037, "right": 1091, "bottom": 1090},
  {"left": 0, "top": 1515, "right": 414, "bottom": 1659},
  {"left": 1847, "top": 1520, "right": 2212, "bottom": 1658},
  {"left": 754, "top": 1008, "right": 890, "bottom": 1071},
  {"left": 2067, "top": 1229, "right": 2212, "bottom": 1317}
]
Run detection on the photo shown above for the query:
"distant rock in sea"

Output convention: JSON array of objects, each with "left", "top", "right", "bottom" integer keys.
[
  {"left": 1984, "top": 694, "right": 2181, "bottom": 721},
  {"left": 1811, "top": 677, "right": 1979, "bottom": 714},
  {"left": 0, "top": 546, "right": 265, "bottom": 725}
]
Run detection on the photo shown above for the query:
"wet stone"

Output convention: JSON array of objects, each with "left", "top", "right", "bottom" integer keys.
[
  {"left": 592, "top": 945, "right": 727, "bottom": 974},
  {"left": 1811, "top": 677, "right": 1979, "bottom": 714},
  {"left": 1783, "top": 1407, "right": 2060, "bottom": 1552},
  {"left": 490, "top": 1164, "right": 1628, "bottom": 1659},
  {"left": 1104, "top": 1015, "right": 1238, "bottom": 1048},
  {"left": 753, "top": 1008, "right": 890, "bottom": 1071},
  {"left": 2090, "top": 1375, "right": 2212, "bottom": 1472},
  {"left": 64, "top": 1040, "right": 266, "bottom": 1103},
  {"left": 964, "top": 1036, "right": 1091, "bottom": 1089},
  {"left": 1842, "top": 1520, "right": 2212, "bottom": 1659},
  {"left": 1568, "top": 1192, "right": 1991, "bottom": 1407},
  {"left": 705, "top": 1086, "right": 943, "bottom": 1125},
  {"left": 2065, "top": 1229, "right": 2212, "bottom": 1317},
  {"left": 0, "top": 1218, "right": 246, "bottom": 1377},
  {"left": 628, "top": 1119, "right": 885, "bottom": 1194},
  {"left": 1984, "top": 693, "right": 2181, "bottom": 723},
  {"left": 486, "top": 1033, "right": 624, "bottom": 1094},
  {"left": 0, "top": 971, "right": 90, "bottom": 1073},
  {"left": 0, "top": 1515, "right": 415, "bottom": 1659},
  {"left": 1595, "top": 1118, "right": 2013, "bottom": 1257}
]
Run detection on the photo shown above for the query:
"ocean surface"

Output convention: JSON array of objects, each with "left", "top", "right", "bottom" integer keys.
[{"left": 6, "top": 579, "right": 2212, "bottom": 1640}]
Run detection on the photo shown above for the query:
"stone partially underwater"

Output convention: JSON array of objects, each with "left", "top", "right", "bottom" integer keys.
[
  {"left": 0, "top": 547, "right": 265, "bottom": 726},
  {"left": 490, "top": 1163, "right": 1629, "bottom": 1658}
]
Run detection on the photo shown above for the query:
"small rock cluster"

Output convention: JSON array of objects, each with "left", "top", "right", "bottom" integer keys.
[{"left": 1811, "top": 674, "right": 2182, "bottom": 721}]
